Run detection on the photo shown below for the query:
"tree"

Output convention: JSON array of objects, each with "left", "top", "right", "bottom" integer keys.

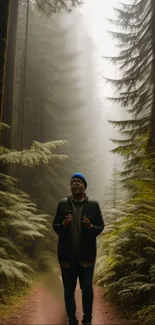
[
  {"left": 148, "top": 0, "right": 155, "bottom": 149},
  {"left": 95, "top": 1, "right": 155, "bottom": 323},
  {"left": 103, "top": 165, "right": 125, "bottom": 209},
  {"left": 12, "top": 4, "right": 103, "bottom": 215},
  {"left": 35, "top": 0, "right": 83, "bottom": 14},
  {"left": 1, "top": 0, "right": 82, "bottom": 147},
  {"left": 104, "top": 0, "right": 155, "bottom": 161},
  {"left": 0, "top": 0, "right": 10, "bottom": 121},
  {"left": 2, "top": 0, "right": 19, "bottom": 151},
  {"left": 95, "top": 159, "right": 155, "bottom": 324}
]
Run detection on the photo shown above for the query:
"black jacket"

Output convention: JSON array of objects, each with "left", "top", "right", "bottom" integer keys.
[{"left": 52, "top": 196, "right": 104, "bottom": 264}]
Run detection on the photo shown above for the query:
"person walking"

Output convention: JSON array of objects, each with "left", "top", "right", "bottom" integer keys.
[{"left": 52, "top": 173, "right": 104, "bottom": 325}]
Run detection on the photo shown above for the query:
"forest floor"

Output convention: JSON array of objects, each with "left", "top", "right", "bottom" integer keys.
[{"left": 0, "top": 269, "right": 135, "bottom": 325}]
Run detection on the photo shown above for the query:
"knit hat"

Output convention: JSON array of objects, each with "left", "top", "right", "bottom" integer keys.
[{"left": 71, "top": 173, "right": 87, "bottom": 189}]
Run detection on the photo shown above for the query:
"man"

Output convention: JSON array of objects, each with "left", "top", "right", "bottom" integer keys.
[{"left": 52, "top": 173, "right": 104, "bottom": 325}]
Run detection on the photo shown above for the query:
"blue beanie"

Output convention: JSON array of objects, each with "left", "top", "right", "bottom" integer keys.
[{"left": 71, "top": 173, "right": 87, "bottom": 189}]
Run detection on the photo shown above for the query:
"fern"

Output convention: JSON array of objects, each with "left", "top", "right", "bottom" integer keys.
[
  {"left": 0, "top": 248, "right": 8, "bottom": 258},
  {"left": 0, "top": 258, "right": 33, "bottom": 282},
  {"left": 0, "top": 238, "right": 21, "bottom": 256},
  {"left": 0, "top": 140, "right": 68, "bottom": 166},
  {"left": 0, "top": 122, "right": 68, "bottom": 288}
]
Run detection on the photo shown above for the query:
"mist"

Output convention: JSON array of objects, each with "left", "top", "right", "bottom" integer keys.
[{"left": 11, "top": 0, "right": 124, "bottom": 211}]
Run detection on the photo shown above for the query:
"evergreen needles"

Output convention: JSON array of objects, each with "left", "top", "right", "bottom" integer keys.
[
  {"left": 95, "top": 1, "right": 155, "bottom": 323},
  {"left": 0, "top": 123, "right": 68, "bottom": 292}
]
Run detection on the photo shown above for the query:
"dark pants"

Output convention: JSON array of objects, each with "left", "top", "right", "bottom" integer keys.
[{"left": 60, "top": 254, "right": 94, "bottom": 324}]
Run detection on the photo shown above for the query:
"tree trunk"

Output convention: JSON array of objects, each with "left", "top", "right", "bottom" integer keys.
[
  {"left": 148, "top": 0, "right": 155, "bottom": 150},
  {"left": 0, "top": 0, "right": 10, "bottom": 124},
  {"left": 1, "top": 0, "right": 19, "bottom": 149}
]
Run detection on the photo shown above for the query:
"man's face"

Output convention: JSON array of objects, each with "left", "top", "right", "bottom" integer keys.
[{"left": 71, "top": 178, "right": 85, "bottom": 195}]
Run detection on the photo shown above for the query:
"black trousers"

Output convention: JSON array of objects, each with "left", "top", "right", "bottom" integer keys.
[{"left": 60, "top": 254, "right": 95, "bottom": 324}]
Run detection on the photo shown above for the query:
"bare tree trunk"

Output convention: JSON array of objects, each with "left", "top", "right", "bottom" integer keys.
[
  {"left": 2, "top": 0, "right": 19, "bottom": 149},
  {"left": 0, "top": 0, "right": 10, "bottom": 124},
  {"left": 148, "top": 0, "right": 155, "bottom": 151},
  {"left": 21, "top": 0, "right": 30, "bottom": 150}
]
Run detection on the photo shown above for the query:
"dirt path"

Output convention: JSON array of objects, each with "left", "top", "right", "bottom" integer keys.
[{"left": 0, "top": 275, "right": 131, "bottom": 325}]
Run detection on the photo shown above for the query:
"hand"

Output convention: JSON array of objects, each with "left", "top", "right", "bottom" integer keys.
[
  {"left": 62, "top": 214, "right": 72, "bottom": 227},
  {"left": 82, "top": 217, "right": 93, "bottom": 229}
]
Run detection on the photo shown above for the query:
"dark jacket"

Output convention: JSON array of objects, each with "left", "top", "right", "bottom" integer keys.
[{"left": 52, "top": 196, "right": 104, "bottom": 264}]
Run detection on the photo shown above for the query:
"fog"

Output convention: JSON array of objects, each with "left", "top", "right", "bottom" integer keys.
[{"left": 12, "top": 0, "right": 125, "bottom": 209}]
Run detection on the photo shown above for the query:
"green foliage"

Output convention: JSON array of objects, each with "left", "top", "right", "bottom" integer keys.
[
  {"left": 104, "top": 0, "right": 153, "bottom": 174},
  {"left": 96, "top": 1, "right": 155, "bottom": 323},
  {"left": 0, "top": 259, "right": 33, "bottom": 282},
  {"left": 0, "top": 123, "right": 67, "bottom": 298},
  {"left": 95, "top": 168, "right": 155, "bottom": 323},
  {"left": 0, "top": 140, "right": 68, "bottom": 166},
  {"left": 97, "top": 127, "right": 155, "bottom": 321},
  {"left": 0, "top": 172, "right": 50, "bottom": 285}
]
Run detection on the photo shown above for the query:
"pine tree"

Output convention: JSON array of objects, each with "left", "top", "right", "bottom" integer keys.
[
  {"left": 95, "top": 1, "right": 155, "bottom": 323},
  {"left": 34, "top": 0, "right": 83, "bottom": 14},
  {"left": 12, "top": 2, "right": 101, "bottom": 214},
  {"left": 102, "top": 166, "right": 127, "bottom": 208},
  {"left": 95, "top": 159, "right": 155, "bottom": 323},
  {"left": 104, "top": 0, "right": 155, "bottom": 164}
]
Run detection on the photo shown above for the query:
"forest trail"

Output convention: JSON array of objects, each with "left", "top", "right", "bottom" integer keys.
[{"left": 0, "top": 270, "right": 133, "bottom": 325}]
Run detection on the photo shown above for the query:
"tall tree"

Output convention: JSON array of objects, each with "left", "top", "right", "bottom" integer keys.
[
  {"left": 0, "top": 0, "right": 10, "bottom": 122},
  {"left": 35, "top": 0, "right": 82, "bottom": 14},
  {"left": 12, "top": 5, "right": 104, "bottom": 214},
  {"left": 95, "top": 1, "right": 155, "bottom": 323},
  {"left": 2, "top": 0, "right": 19, "bottom": 150},
  {"left": 148, "top": 0, "right": 155, "bottom": 149},
  {"left": 105, "top": 0, "right": 155, "bottom": 161}
]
